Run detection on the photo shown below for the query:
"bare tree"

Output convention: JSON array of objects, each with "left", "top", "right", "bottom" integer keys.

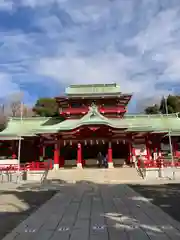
[
  {"left": 0, "top": 102, "right": 7, "bottom": 130},
  {"left": 1, "top": 92, "right": 35, "bottom": 119},
  {"left": 4, "top": 92, "right": 23, "bottom": 117}
]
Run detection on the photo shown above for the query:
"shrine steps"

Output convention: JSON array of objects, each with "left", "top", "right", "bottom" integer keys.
[{"left": 46, "top": 168, "right": 143, "bottom": 184}]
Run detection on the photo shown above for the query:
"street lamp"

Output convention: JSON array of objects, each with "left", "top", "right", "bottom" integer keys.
[{"left": 164, "top": 96, "right": 175, "bottom": 179}]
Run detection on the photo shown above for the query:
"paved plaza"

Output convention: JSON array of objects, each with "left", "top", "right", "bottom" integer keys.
[{"left": 2, "top": 180, "right": 180, "bottom": 240}]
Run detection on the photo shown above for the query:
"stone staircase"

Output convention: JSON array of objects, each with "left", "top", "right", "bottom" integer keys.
[{"left": 46, "top": 167, "right": 143, "bottom": 184}]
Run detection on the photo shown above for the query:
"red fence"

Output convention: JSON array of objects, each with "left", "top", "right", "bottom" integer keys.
[
  {"left": 137, "top": 157, "right": 180, "bottom": 168},
  {"left": 0, "top": 161, "right": 53, "bottom": 172}
]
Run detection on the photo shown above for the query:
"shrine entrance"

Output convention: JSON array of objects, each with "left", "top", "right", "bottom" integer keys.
[
  {"left": 59, "top": 125, "right": 131, "bottom": 168},
  {"left": 82, "top": 141, "right": 108, "bottom": 168},
  {"left": 112, "top": 141, "right": 130, "bottom": 167},
  {"left": 60, "top": 139, "right": 130, "bottom": 168}
]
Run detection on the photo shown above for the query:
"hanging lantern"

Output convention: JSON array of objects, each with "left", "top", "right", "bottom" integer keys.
[
  {"left": 116, "top": 140, "right": 119, "bottom": 144},
  {"left": 123, "top": 140, "right": 126, "bottom": 144},
  {"left": 70, "top": 140, "right": 72, "bottom": 145},
  {"left": 85, "top": 140, "right": 87, "bottom": 145},
  {"left": 64, "top": 140, "right": 66, "bottom": 146},
  {"left": 90, "top": 140, "right": 93, "bottom": 145},
  {"left": 102, "top": 140, "right": 105, "bottom": 144},
  {"left": 96, "top": 140, "right": 98, "bottom": 144}
]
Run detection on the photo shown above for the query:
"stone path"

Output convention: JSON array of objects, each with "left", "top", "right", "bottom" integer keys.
[{"left": 3, "top": 182, "right": 180, "bottom": 240}]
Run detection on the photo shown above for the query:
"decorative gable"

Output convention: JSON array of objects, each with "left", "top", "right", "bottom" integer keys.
[{"left": 80, "top": 103, "right": 108, "bottom": 122}]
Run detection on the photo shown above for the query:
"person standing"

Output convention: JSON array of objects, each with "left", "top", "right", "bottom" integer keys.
[{"left": 97, "top": 152, "right": 103, "bottom": 168}]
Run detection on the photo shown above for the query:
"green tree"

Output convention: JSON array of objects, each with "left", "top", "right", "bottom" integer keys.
[
  {"left": 144, "top": 95, "right": 180, "bottom": 115},
  {"left": 33, "top": 98, "right": 59, "bottom": 117},
  {"left": 144, "top": 104, "right": 160, "bottom": 114},
  {"left": 159, "top": 95, "right": 180, "bottom": 114}
]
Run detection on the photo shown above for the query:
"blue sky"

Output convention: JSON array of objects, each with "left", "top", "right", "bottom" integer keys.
[{"left": 0, "top": 0, "right": 180, "bottom": 111}]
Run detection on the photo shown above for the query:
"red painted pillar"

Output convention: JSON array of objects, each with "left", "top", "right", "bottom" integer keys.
[
  {"left": 77, "top": 143, "right": 82, "bottom": 168},
  {"left": 130, "top": 142, "right": 136, "bottom": 166},
  {"left": 145, "top": 136, "right": 151, "bottom": 160},
  {"left": 54, "top": 143, "right": 59, "bottom": 170},
  {"left": 108, "top": 142, "right": 114, "bottom": 168}
]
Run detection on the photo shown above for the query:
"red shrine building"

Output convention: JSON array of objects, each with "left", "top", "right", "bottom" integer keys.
[{"left": 0, "top": 83, "right": 180, "bottom": 170}]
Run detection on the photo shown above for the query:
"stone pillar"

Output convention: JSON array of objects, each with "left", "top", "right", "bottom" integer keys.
[
  {"left": 53, "top": 142, "right": 59, "bottom": 170},
  {"left": 77, "top": 143, "right": 82, "bottom": 168},
  {"left": 108, "top": 142, "right": 114, "bottom": 168}
]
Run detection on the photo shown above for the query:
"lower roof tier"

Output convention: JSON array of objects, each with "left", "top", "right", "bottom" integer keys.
[{"left": 0, "top": 105, "right": 180, "bottom": 139}]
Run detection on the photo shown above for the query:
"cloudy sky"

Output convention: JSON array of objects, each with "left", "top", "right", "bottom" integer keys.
[{"left": 0, "top": 0, "right": 180, "bottom": 111}]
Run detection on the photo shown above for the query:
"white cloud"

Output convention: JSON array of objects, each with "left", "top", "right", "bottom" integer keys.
[
  {"left": 127, "top": 9, "right": 178, "bottom": 53},
  {"left": 127, "top": 8, "right": 180, "bottom": 86},
  {"left": 0, "top": 73, "right": 20, "bottom": 97},
  {"left": 1, "top": 0, "right": 180, "bottom": 110},
  {"left": 0, "top": 0, "right": 13, "bottom": 11},
  {"left": 34, "top": 7, "right": 180, "bottom": 101},
  {"left": 36, "top": 52, "right": 158, "bottom": 99}
]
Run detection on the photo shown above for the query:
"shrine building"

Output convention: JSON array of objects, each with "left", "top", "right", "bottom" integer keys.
[{"left": 0, "top": 83, "right": 180, "bottom": 169}]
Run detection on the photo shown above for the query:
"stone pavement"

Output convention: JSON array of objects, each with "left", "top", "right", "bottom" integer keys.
[{"left": 3, "top": 182, "right": 180, "bottom": 240}]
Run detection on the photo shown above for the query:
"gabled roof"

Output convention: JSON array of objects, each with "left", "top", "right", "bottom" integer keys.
[
  {"left": 33, "top": 110, "right": 180, "bottom": 134},
  {"left": 0, "top": 111, "right": 180, "bottom": 138},
  {"left": 0, "top": 117, "right": 50, "bottom": 138},
  {"left": 65, "top": 83, "right": 121, "bottom": 95}
]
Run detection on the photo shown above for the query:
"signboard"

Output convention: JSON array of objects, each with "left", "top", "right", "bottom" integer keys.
[{"left": 132, "top": 144, "right": 147, "bottom": 156}]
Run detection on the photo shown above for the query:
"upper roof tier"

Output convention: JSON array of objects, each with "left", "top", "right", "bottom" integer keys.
[
  {"left": 65, "top": 83, "right": 121, "bottom": 96},
  {"left": 56, "top": 83, "right": 132, "bottom": 107}
]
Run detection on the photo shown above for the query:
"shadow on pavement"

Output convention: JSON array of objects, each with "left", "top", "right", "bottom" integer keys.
[
  {"left": 0, "top": 187, "right": 57, "bottom": 239},
  {"left": 1, "top": 179, "right": 180, "bottom": 239},
  {"left": 129, "top": 183, "right": 180, "bottom": 223}
]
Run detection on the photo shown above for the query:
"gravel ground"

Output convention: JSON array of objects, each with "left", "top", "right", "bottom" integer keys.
[
  {"left": 129, "top": 182, "right": 180, "bottom": 223},
  {"left": 0, "top": 185, "right": 57, "bottom": 239}
]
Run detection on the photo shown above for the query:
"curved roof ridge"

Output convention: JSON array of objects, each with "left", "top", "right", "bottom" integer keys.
[
  {"left": 9, "top": 117, "right": 50, "bottom": 121},
  {"left": 124, "top": 113, "right": 179, "bottom": 118}
]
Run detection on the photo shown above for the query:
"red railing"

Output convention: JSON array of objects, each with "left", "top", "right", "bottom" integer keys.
[
  {"left": 60, "top": 106, "right": 126, "bottom": 115},
  {"left": 99, "top": 106, "right": 126, "bottom": 114},
  {"left": 0, "top": 161, "right": 52, "bottom": 172},
  {"left": 60, "top": 107, "right": 89, "bottom": 115},
  {"left": 137, "top": 157, "right": 180, "bottom": 168}
]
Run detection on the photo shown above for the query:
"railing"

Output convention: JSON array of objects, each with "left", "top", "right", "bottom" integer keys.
[
  {"left": 60, "top": 107, "right": 89, "bottom": 115},
  {"left": 137, "top": 157, "right": 180, "bottom": 168},
  {"left": 99, "top": 106, "right": 126, "bottom": 114},
  {"left": 60, "top": 106, "right": 126, "bottom": 115},
  {"left": 0, "top": 161, "right": 52, "bottom": 172}
]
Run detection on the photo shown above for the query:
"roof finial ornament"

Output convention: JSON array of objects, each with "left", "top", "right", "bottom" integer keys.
[
  {"left": 88, "top": 103, "right": 98, "bottom": 117},
  {"left": 89, "top": 102, "right": 97, "bottom": 113}
]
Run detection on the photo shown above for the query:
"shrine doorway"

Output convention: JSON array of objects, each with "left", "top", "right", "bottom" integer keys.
[
  {"left": 112, "top": 141, "right": 130, "bottom": 167},
  {"left": 82, "top": 142, "right": 108, "bottom": 168}
]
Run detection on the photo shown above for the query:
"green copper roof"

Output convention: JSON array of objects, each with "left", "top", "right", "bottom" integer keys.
[
  {"left": 65, "top": 83, "right": 121, "bottom": 95},
  {"left": 1, "top": 110, "right": 180, "bottom": 138},
  {"left": 32, "top": 107, "right": 180, "bottom": 134},
  {"left": 0, "top": 117, "right": 50, "bottom": 138}
]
